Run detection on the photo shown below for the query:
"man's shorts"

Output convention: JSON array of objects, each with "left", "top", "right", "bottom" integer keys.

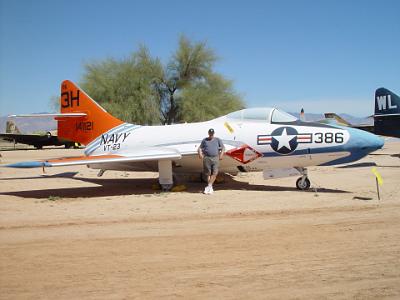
[{"left": 203, "top": 156, "right": 219, "bottom": 176}]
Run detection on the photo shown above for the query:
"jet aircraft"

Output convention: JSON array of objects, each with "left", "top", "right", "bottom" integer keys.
[
  {"left": 3, "top": 80, "right": 384, "bottom": 191},
  {"left": 0, "top": 120, "right": 79, "bottom": 149}
]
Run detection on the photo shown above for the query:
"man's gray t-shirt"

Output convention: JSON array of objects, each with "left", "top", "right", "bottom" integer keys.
[{"left": 200, "top": 137, "right": 224, "bottom": 157}]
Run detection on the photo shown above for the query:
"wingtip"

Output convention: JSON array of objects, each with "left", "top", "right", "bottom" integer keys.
[{"left": 2, "top": 161, "right": 51, "bottom": 168}]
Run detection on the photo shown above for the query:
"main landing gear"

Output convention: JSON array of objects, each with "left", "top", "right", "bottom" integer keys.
[
  {"left": 295, "top": 167, "right": 311, "bottom": 191},
  {"left": 158, "top": 160, "right": 173, "bottom": 191}
]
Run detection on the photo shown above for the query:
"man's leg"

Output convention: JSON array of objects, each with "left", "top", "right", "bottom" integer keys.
[
  {"left": 203, "top": 157, "right": 212, "bottom": 194},
  {"left": 209, "top": 174, "right": 217, "bottom": 185},
  {"left": 207, "top": 157, "right": 219, "bottom": 193},
  {"left": 207, "top": 173, "right": 217, "bottom": 194}
]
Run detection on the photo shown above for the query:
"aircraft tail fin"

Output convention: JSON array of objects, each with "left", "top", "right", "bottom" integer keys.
[
  {"left": 57, "top": 80, "right": 124, "bottom": 145},
  {"left": 374, "top": 88, "right": 400, "bottom": 137},
  {"left": 6, "top": 120, "right": 21, "bottom": 134},
  {"left": 375, "top": 88, "right": 400, "bottom": 116}
]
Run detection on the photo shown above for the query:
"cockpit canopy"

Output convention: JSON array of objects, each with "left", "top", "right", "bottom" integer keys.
[{"left": 226, "top": 107, "right": 297, "bottom": 123}]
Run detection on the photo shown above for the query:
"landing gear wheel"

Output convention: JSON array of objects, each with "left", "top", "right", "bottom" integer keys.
[
  {"left": 160, "top": 184, "right": 173, "bottom": 192},
  {"left": 296, "top": 177, "right": 310, "bottom": 190}
]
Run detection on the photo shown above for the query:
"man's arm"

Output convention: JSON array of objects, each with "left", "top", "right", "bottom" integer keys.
[
  {"left": 198, "top": 140, "right": 205, "bottom": 159},
  {"left": 218, "top": 138, "right": 224, "bottom": 160}
]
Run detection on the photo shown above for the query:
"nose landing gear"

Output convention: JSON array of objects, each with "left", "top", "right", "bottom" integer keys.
[
  {"left": 295, "top": 167, "right": 311, "bottom": 190},
  {"left": 296, "top": 176, "right": 311, "bottom": 190}
]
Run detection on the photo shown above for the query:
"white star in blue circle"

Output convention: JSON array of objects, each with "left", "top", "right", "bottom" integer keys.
[{"left": 270, "top": 127, "right": 299, "bottom": 154}]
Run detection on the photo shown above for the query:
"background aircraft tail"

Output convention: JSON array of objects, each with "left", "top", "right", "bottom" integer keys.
[
  {"left": 58, "top": 80, "right": 124, "bottom": 145},
  {"left": 323, "top": 113, "right": 352, "bottom": 126},
  {"left": 375, "top": 88, "right": 400, "bottom": 116},
  {"left": 6, "top": 120, "right": 21, "bottom": 134},
  {"left": 374, "top": 88, "right": 400, "bottom": 138}
]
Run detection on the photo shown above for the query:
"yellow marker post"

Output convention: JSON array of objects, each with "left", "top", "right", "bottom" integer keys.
[
  {"left": 371, "top": 167, "right": 383, "bottom": 200},
  {"left": 224, "top": 122, "right": 234, "bottom": 134}
]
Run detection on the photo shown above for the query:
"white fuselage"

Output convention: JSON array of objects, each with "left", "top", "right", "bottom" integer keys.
[{"left": 83, "top": 111, "right": 378, "bottom": 175}]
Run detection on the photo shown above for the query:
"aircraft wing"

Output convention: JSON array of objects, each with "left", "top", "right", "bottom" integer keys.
[
  {"left": 0, "top": 133, "right": 49, "bottom": 144},
  {"left": 4, "top": 147, "right": 182, "bottom": 168},
  {"left": 156, "top": 139, "right": 243, "bottom": 156},
  {"left": 159, "top": 140, "right": 262, "bottom": 165},
  {"left": 3, "top": 140, "right": 250, "bottom": 169}
]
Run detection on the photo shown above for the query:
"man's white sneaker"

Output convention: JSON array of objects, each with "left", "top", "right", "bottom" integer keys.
[
  {"left": 208, "top": 186, "right": 214, "bottom": 194},
  {"left": 203, "top": 186, "right": 210, "bottom": 194}
]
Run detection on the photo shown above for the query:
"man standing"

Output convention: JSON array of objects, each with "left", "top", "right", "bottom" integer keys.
[{"left": 198, "top": 128, "right": 224, "bottom": 194}]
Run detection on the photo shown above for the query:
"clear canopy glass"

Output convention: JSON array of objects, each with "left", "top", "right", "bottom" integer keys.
[
  {"left": 226, "top": 107, "right": 297, "bottom": 123},
  {"left": 226, "top": 108, "right": 273, "bottom": 121},
  {"left": 271, "top": 109, "right": 298, "bottom": 123}
]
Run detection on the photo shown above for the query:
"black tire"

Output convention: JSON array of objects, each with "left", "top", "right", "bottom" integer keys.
[
  {"left": 296, "top": 177, "right": 310, "bottom": 190},
  {"left": 34, "top": 145, "right": 43, "bottom": 150}
]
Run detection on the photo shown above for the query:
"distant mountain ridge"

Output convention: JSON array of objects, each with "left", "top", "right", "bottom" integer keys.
[{"left": 0, "top": 111, "right": 373, "bottom": 133}]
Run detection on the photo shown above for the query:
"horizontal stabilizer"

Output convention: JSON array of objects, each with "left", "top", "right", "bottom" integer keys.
[
  {"left": 8, "top": 113, "right": 87, "bottom": 118},
  {"left": 373, "top": 113, "right": 400, "bottom": 117},
  {"left": 324, "top": 113, "right": 351, "bottom": 126}
]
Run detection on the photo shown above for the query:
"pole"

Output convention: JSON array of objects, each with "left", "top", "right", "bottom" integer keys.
[{"left": 376, "top": 178, "right": 380, "bottom": 201}]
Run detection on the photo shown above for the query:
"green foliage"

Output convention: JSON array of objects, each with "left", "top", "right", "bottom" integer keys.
[
  {"left": 81, "top": 46, "right": 163, "bottom": 125},
  {"left": 76, "top": 35, "right": 244, "bottom": 124},
  {"left": 179, "top": 73, "right": 244, "bottom": 122},
  {"left": 168, "top": 36, "right": 216, "bottom": 89}
]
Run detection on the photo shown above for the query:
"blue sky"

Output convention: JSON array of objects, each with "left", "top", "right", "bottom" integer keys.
[{"left": 0, "top": 0, "right": 399, "bottom": 117}]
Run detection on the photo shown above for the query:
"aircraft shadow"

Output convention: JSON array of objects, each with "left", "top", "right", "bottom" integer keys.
[
  {"left": 353, "top": 196, "right": 373, "bottom": 201},
  {"left": 336, "top": 162, "right": 399, "bottom": 169},
  {"left": 0, "top": 172, "right": 350, "bottom": 199},
  {"left": 336, "top": 162, "right": 377, "bottom": 169},
  {"left": 0, "top": 172, "right": 80, "bottom": 181},
  {"left": 369, "top": 153, "right": 400, "bottom": 158},
  {"left": 376, "top": 165, "right": 400, "bottom": 168}
]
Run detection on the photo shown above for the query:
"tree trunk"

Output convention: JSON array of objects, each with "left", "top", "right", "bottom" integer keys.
[{"left": 167, "top": 90, "right": 176, "bottom": 125}]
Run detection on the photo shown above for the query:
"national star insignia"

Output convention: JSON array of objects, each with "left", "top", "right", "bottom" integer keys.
[{"left": 273, "top": 128, "right": 296, "bottom": 151}]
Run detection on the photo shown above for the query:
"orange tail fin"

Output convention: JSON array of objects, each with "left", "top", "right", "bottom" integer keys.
[{"left": 57, "top": 80, "right": 124, "bottom": 145}]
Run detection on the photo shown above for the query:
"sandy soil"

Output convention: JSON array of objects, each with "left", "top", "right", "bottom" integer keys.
[{"left": 0, "top": 142, "right": 400, "bottom": 299}]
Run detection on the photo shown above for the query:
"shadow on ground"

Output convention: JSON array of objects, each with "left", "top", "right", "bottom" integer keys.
[
  {"left": 336, "top": 162, "right": 377, "bottom": 169},
  {"left": 336, "top": 162, "right": 399, "bottom": 169},
  {"left": 0, "top": 172, "right": 350, "bottom": 199}
]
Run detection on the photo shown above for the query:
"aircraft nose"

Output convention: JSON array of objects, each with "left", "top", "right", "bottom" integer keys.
[
  {"left": 369, "top": 132, "right": 384, "bottom": 151},
  {"left": 347, "top": 128, "right": 384, "bottom": 153}
]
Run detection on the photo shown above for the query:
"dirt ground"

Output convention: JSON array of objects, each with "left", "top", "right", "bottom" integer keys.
[{"left": 1, "top": 141, "right": 400, "bottom": 299}]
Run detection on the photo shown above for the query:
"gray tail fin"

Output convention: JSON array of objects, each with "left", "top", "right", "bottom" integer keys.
[
  {"left": 375, "top": 88, "right": 400, "bottom": 116},
  {"left": 6, "top": 120, "right": 21, "bottom": 134}
]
